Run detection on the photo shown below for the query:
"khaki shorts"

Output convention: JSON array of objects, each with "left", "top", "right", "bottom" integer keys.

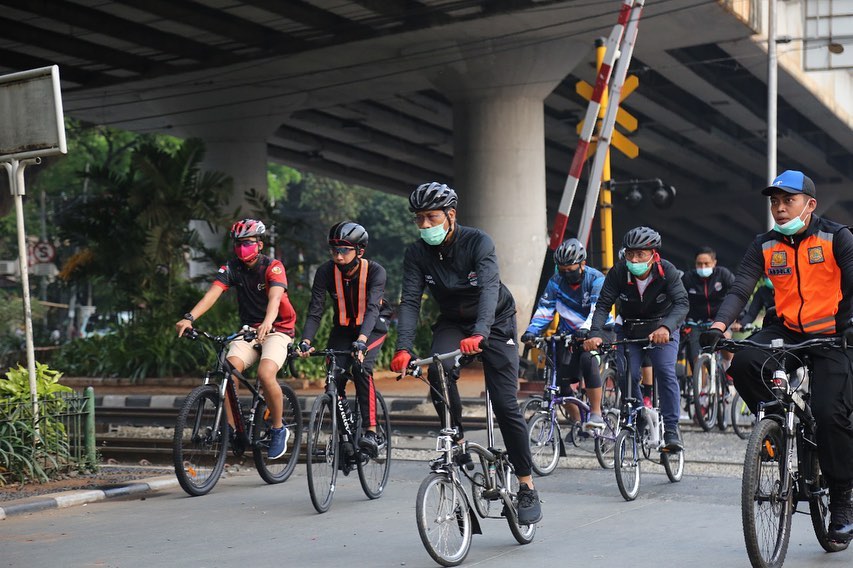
[{"left": 226, "top": 331, "right": 292, "bottom": 370}]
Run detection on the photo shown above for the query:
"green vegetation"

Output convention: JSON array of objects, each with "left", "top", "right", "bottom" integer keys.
[{"left": 0, "top": 121, "right": 434, "bottom": 380}]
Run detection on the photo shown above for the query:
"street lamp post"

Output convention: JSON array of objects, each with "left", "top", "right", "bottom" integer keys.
[{"left": 767, "top": 0, "right": 778, "bottom": 230}]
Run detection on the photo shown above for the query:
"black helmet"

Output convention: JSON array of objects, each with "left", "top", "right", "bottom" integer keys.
[
  {"left": 622, "top": 226, "right": 662, "bottom": 250},
  {"left": 329, "top": 221, "right": 368, "bottom": 249},
  {"left": 409, "top": 182, "right": 458, "bottom": 212},
  {"left": 554, "top": 238, "right": 586, "bottom": 266}
]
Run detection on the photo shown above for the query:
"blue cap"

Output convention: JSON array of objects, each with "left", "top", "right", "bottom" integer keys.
[{"left": 761, "top": 170, "right": 816, "bottom": 198}]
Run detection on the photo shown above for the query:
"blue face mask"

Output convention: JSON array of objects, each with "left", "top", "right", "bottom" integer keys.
[
  {"left": 765, "top": 277, "right": 774, "bottom": 290},
  {"left": 626, "top": 259, "right": 651, "bottom": 277},
  {"left": 696, "top": 267, "right": 713, "bottom": 278},
  {"left": 419, "top": 223, "right": 449, "bottom": 246},
  {"left": 773, "top": 201, "right": 810, "bottom": 236}
]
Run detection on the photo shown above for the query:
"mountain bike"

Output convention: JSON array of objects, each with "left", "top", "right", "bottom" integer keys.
[
  {"left": 711, "top": 336, "right": 849, "bottom": 568},
  {"left": 173, "top": 326, "right": 302, "bottom": 496},
  {"left": 692, "top": 347, "right": 728, "bottom": 432},
  {"left": 609, "top": 337, "right": 684, "bottom": 501},
  {"left": 405, "top": 348, "right": 535, "bottom": 567},
  {"left": 525, "top": 333, "right": 620, "bottom": 474},
  {"left": 303, "top": 348, "right": 391, "bottom": 513}
]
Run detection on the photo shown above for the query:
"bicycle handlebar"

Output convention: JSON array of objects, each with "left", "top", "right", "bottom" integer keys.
[
  {"left": 714, "top": 336, "right": 843, "bottom": 353},
  {"left": 182, "top": 325, "right": 258, "bottom": 344}
]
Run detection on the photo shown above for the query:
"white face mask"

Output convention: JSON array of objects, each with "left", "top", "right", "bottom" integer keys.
[{"left": 696, "top": 267, "right": 712, "bottom": 278}]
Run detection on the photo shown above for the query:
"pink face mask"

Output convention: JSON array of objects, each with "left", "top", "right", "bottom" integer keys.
[{"left": 234, "top": 241, "right": 260, "bottom": 263}]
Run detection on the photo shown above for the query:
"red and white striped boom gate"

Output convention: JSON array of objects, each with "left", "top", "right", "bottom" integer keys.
[{"left": 548, "top": 0, "right": 645, "bottom": 250}]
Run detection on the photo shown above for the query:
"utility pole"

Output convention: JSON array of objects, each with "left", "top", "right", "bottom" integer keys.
[
  {"left": 767, "top": 0, "right": 778, "bottom": 230},
  {"left": 595, "top": 39, "right": 615, "bottom": 271}
]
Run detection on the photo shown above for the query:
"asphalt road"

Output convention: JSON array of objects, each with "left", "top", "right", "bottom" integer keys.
[{"left": 3, "top": 447, "right": 852, "bottom": 568}]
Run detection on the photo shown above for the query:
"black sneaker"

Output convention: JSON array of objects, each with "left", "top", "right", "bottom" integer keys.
[
  {"left": 358, "top": 430, "right": 379, "bottom": 459},
  {"left": 829, "top": 485, "right": 853, "bottom": 543},
  {"left": 663, "top": 426, "right": 683, "bottom": 453},
  {"left": 516, "top": 483, "right": 542, "bottom": 525}
]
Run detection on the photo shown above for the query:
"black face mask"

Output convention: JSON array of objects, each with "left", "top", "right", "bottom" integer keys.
[
  {"left": 339, "top": 256, "right": 360, "bottom": 274},
  {"left": 563, "top": 268, "right": 583, "bottom": 284}
]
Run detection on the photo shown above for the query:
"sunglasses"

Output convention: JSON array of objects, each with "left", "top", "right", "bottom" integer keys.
[{"left": 329, "top": 246, "right": 356, "bottom": 256}]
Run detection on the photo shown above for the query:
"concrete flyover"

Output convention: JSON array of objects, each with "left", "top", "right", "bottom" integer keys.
[{"left": 1, "top": 0, "right": 851, "bottom": 318}]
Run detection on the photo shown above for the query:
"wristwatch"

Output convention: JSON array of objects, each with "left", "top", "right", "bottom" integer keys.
[{"left": 182, "top": 312, "right": 195, "bottom": 322}]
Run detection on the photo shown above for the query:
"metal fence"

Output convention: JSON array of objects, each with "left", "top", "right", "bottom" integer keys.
[{"left": 0, "top": 387, "right": 96, "bottom": 482}]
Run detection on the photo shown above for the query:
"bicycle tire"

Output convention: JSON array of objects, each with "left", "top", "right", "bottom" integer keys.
[
  {"left": 692, "top": 355, "right": 718, "bottom": 432},
  {"left": 742, "top": 418, "right": 792, "bottom": 568},
  {"left": 527, "top": 412, "right": 560, "bottom": 476},
  {"left": 415, "top": 473, "right": 472, "bottom": 567},
  {"left": 504, "top": 471, "right": 536, "bottom": 544},
  {"left": 306, "top": 394, "right": 338, "bottom": 513},
  {"left": 357, "top": 391, "right": 392, "bottom": 499},
  {"left": 470, "top": 471, "right": 490, "bottom": 518},
  {"left": 661, "top": 449, "right": 684, "bottom": 482},
  {"left": 805, "top": 444, "right": 850, "bottom": 553},
  {"left": 594, "top": 410, "right": 620, "bottom": 469},
  {"left": 717, "top": 366, "right": 729, "bottom": 432},
  {"left": 253, "top": 383, "right": 302, "bottom": 484},
  {"left": 731, "top": 393, "right": 755, "bottom": 440},
  {"left": 173, "top": 385, "right": 228, "bottom": 497},
  {"left": 601, "top": 366, "right": 620, "bottom": 411},
  {"left": 519, "top": 396, "right": 543, "bottom": 422},
  {"left": 614, "top": 429, "right": 640, "bottom": 501}
]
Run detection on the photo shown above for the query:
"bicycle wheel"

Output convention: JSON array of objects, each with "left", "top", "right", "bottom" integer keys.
[
  {"left": 717, "top": 368, "right": 729, "bottom": 432},
  {"left": 692, "top": 356, "right": 718, "bottom": 431},
  {"left": 358, "top": 391, "right": 392, "bottom": 499},
  {"left": 742, "top": 418, "right": 792, "bottom": 568},
  {"left": 731, "top": 393, "right": 755, "bottom": 440},
  {"left": 504, "top": 471, "right": 536, "bottom": 544},
  {"left": 253, "top": 383, "right": 302, "bottom": 484},
  {"left": 805, "top": 446, "right": 850, "bottom": 553},
  {"left": 601, "top": 367, "right": 620, "bottom": 411},
  {"left": 594, "top": 410, "right": 620, "bottom": 469},
  {"left": 527, "top": 412, "right": 560, "bottom": 476},
  {"left": 520, "top": 396, "right": 543, "bottom": 422},
  {"left": 173, "top": 385, "right": 228, "bottom": 497},
  {"left": 661, "top": 449, "right": 684, "bottom": 482},
  {"left": 614, "top": 429, "right": 641, "bottom": 501},
  {"left": 415, "top": 473, "right": 472, "bottom": 567},
  {"left": 306, "top": 394, "right": 338, "bottom": 513}
]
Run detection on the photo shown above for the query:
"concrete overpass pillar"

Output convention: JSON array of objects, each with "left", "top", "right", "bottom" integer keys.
[{"left": 431, "top": 38, "right": 587, "bottom": 328}]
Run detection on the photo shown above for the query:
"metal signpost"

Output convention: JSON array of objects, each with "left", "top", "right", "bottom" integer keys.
[{"left": 0, "top": 65, "right": 67, "bottom": 421}]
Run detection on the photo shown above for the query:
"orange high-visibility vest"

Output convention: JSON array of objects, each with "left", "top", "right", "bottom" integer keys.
[
  {"left": 334, "top": 259, "right": 368, "bottom": 327},
  {"left": 763, "top": 230, "right": 842, "bottom": 335}
]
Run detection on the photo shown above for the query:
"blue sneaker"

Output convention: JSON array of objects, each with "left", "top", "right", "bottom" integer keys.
[{"left": 268, "top": 426, "right": 290, "bottom": 460}]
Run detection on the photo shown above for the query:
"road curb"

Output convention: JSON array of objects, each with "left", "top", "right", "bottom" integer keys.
[{"left": 0, "top": 475, "right": 179, "bottom": 520}]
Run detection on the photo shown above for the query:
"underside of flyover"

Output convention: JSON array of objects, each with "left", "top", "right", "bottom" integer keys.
[{"left": 2, "top": 0, "right": 851, "bottom": 282}]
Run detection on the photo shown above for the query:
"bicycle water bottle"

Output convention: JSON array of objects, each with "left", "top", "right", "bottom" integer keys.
[
  {"left": 791, "top": 367, "right": 810, "bottom": 412},
  {"left": 645, "top": 407, "right": 660, "bottom": 444}
]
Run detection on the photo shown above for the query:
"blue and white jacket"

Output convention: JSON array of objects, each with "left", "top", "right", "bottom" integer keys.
[{"left": 525, "top": 266, "right": 612, "bottom": 335}]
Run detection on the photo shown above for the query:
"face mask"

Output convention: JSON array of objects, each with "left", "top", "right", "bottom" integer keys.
[
  {"left": 626, "top": 259, "right": 651, "bottom": 277},
  {"left": 696, "top": 267, "right": 712, "bottom": 278},
  {"left": 234, "top": 241, "right": 260, "bottom": 263},
  {"left": 562, "top": 268, "right": 583, "bottom": 285},
  {"left": 337, "top": 256, "right": 360, "bottom": 273},
  {"left": 773, "top": 201, "right": 811, "bottom": 236},
  {"left": 419, "top": 222, "right": 449, "bottom": 246},
  {"left": 765, "top": 278, "right": 774, "bottom": 290}
]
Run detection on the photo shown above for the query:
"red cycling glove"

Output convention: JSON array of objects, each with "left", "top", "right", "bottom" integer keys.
[
  {"left": 460, "top": 335, "right": 484, "bottom": 355},
  {"left": 390, "top": 350, "right": 412, "bottom": 373}
]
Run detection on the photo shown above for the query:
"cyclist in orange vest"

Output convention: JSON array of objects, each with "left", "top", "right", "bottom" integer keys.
[
  {"left": 702, "top": 170, "right": 853, "bottom": 543},
  {"left": 298, "top": 221, "right": 391, "bottom": 458}
]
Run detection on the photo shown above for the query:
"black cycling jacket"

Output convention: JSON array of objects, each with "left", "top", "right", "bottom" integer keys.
[
  {"left": 396, "top": 224, "right": 516, "bottom": 352},
  {"left": 682, "top": 266, "right": 735, "bottom": 322},
  {"left": 589, "top": 258, "right": 688, "bottom": 337}
]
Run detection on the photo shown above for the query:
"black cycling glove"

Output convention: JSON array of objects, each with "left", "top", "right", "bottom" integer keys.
[
  {"left": 520, "top": 332, "right": 536, "bottom": 345},
  {"left": 298, "top": 340, "right": 312, "bottom": 354},
  {"left": 352, "top": 339, "right": 367, "bottom": 355},
  {"left": 699, "top": 328, "right": 725, "bottom": 350}
]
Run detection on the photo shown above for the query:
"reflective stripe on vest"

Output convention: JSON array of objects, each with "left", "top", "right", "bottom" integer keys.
[
  {"left": 762, "top": 231, "right": 841, "bottom": 335},
  {"left": 334, "top": 259, "right": 369, "bottom": 327}
]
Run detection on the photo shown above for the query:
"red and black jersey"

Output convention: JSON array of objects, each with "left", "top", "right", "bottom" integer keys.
[{"left": 213, "top": 255, "right": 296, "bottom": 336}]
